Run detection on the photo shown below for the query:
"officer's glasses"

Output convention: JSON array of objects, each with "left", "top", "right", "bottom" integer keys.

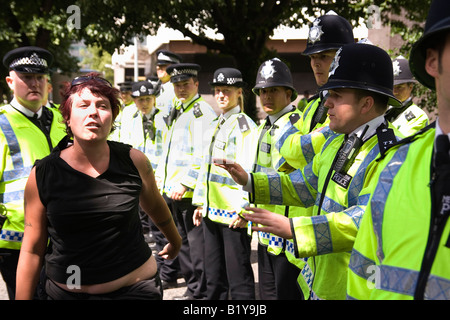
[{"left": 71, "top": 75, "right": 112, "bottom": 88}]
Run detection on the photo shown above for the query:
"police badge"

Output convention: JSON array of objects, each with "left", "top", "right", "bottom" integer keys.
[
  {"left": 308, "top": 18, "right": 324, "bottom": 44},
  {"left": 392, "top": 59, "right": 401, "bottom": 77},
  {"left": 260, "top": 60, "right": 276, "bottom": 80},
  {"left": 328, "top": 47, "right": 342, "bottom": 76}
]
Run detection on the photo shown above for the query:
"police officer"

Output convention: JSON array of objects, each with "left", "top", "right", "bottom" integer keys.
[
  {"left": 246, "top": 58, "right": 304, "bottom": 300},
  {"left": 384, "top": 55, "right": 429, "bottom": 137},
  {"left": 279, "top": 11, "right": 354, "bottom": 174},
  {"left": 155, "top": 50, "right": 182, "bottom": 118},
  {"left": 155, "top": 63, "right": 216, "bottom": 300},
  {"left": 109, "top": 81, "right": 134, "bottom": 142},
  {"left": 192, "top": 67, "right": 257, "bottom": 300},
  {"left": 0, "top": 46, "right": 66, "bottom": 299},
  {"left": 348, "top": 0, "right": 450, "bottom": 300},
  {"left": 218, "top": 43, "right": 404, "bottom": 300}
]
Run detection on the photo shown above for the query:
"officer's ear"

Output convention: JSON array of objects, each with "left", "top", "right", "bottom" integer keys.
[
  {"left": 425, "top": 47, "right": 440, "bottom": 80},
  {"left": 358, "top": 95, "right": 374, "bottom": 115},
  {"left": 5, "top": 74, "right": 14, "bottom": 90}
]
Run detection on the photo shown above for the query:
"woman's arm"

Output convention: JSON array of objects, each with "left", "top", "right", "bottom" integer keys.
[
  {"left": 130, "top": 148, "right": 182, "bottom": 260},
  {"left": 15, "top": 167, "right": 49, "bottom": 300}
]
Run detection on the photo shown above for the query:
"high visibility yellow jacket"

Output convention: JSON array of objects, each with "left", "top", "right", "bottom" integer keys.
[
  {"left": 279, "top": 97, "right": 333, "bottom": 268},
  {"left": 192, "top": 107, "right": 257, "bottom": 225},
  {"left": 155, "top": 95, "right": 217, "bottom": 198},
  {"left": 347, "top": 124, "right": 450, "bottom": 300},
  {"left": 386, "top": 99, "right": 429, "bottom": 137},
  {"left": 0, "top": 104, "right": 66, "bottom": 250},
  {"left": 250, "top": 117, "right": 403, "bottom": 299},
  {"left": 119, "top": 105, "right": 167, "bottom": 171},
  {"left": 250, "top": 106, "right": 309, "bottom": 256}
]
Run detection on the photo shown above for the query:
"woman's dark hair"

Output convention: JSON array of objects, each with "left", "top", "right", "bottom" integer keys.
[{"left": 59, "top": 72, "right": 120, "bottom": 137}]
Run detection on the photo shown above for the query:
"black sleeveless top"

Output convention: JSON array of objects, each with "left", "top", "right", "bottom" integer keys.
[{"left": 35, "top": 136, "right": 152, "bottom": 285}]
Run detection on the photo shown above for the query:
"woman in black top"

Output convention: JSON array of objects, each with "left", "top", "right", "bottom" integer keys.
[{"left": 15, "top": 73, "right": 181, "bottom": 300}]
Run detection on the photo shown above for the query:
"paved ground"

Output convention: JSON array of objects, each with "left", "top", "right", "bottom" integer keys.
[{"left": 1, "top": 234, "right": 259, "bottom": 300}]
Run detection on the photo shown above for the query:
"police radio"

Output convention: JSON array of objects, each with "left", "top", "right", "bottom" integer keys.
[{"left": 334, "top": 125, "right": 369, "bottom": 174}]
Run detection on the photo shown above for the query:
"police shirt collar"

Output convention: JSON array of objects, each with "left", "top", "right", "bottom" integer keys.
[
  {"left": 181, "top": 94, "right": 200, "bottom": 109},
  {"left": 222, "top": 106, "right": 241, "bottom": 120},
  {"left": 268, "top": 104, "right": 295, "bottom": 124},
  {"left": 435, "top": 117, "right": 450, "bottom": 144},
  {"left": 350, "top": 114, "right": 386, "bottom": 142},
  {"left": 10, "top": 97, "right": 43, "bottom": 118}
]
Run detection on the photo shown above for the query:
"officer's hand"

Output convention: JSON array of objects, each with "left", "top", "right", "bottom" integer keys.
[
  {"left": 169, "top": 184, "right": 187, "bottom": 201},
  {"left": 242, "top": 207, "right": 293, "bottom": 239},
  {"left": 213, "top": 158, "right": 248, "bottom": 186},
  {"left": 229, "top": 214, "right": 247, "bottom": 229},
  {"left": 193, "top": 207, "right": 203, "bottom": 226}
]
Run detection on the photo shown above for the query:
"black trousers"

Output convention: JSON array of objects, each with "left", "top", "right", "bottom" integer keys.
[
  {"left": 171, "top": 197, "right": 206, "bottom": 299},
  {"left": 0, "top": 249, "right": 19, "bottom": 299},
  {"left": 257, "top": 244, "right": 304, "bottom": 300},
  {"left": 152, "top": 195, "right": 181, "bottom": 282},
  {"left": 203, "top": 217, "right": 255, "bottom": 300}
]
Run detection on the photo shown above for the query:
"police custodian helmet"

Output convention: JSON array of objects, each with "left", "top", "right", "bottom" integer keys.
[
  {"left": 131, "top": 81, "right": 159, "bottom": 98},
  {"left": 409, "top": 0, "right": 450, "bottom": 90},
  {"left": 302, "top": 11, "right": 355, "bottom": 56},
  {"left": 320, "top": 43, "right": 402, "bottom": 107},
  {"left": 253, "top": 58, "right": 298, "bottom": 101},
  {"left": 392, "top": 56, "right": 417, "bottom": 85}
]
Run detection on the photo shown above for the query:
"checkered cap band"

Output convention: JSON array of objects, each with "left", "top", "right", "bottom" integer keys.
[{"left": 9, "top": 53, "right": 48, "bottom": 69}]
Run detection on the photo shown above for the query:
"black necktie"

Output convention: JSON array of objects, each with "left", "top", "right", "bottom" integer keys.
[
  {"left": 168, "top": 106, "right": 181, "bottom": 127},
  {"left": 143, "top": 115, "right": 155, "bottom": 141},
  {"left": 435, "top": 135, "right": 450, "bottom": 167}
]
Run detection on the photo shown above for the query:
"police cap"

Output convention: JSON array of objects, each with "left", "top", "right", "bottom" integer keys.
[
  {"left": 409, "top": 0, "right": 450, "bottom": 89},
  {"left": 302, "top": 12, "right": 355, "bottom": 56},
  {"left": 156, "top": 50, "right": 182, "bottom": 66},
  {"left": 320, "top": 43, "right": 401, "bottom": 107},
  {"left": 209, "top": 68, "right": 247, "bottom": 88},
  {"left": 253, "top": 58, "right": 298, "bottom": 101},
  {"left": 3, "top": 46, "right": 53, "bottom": 74},
  {"left": 131, "top": 81, "right": 158, "bottom": 98},
  {"left": 117, "top": 81, "right": 133, "bottom": 92},
  {"left": 166, "top": 63, "right": 201, "bottom": 83},
  {"left": 392, "top": 56, "right": 417, "bottom": 85}
]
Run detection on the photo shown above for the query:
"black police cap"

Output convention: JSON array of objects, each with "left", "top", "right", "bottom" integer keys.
[
  {"left": 409, "top": 0, "right": 450, "bottom": 90},
  {"left": 118, "top": 81, "right": 133, "bottom": 92},
  {"left": 3, "top": 46, "right": 53, "bottom": 74},
  {"left": 302, "top": 13, "right": 355, "bottom": 56},
  {"left": 320, "top": 43, "right": 401, "bottom": 107},
  {"left": 156, "top": 50, "right": 182, "bottom": 66},
  {"left": 166, "top": 63, "right": 201, "bottom": 83},
  {"left": 131, "top": 81, "right": 159, "bottom": 98},
  {"left": 209, "top": 68, "right": 247, "bottom": 88}
]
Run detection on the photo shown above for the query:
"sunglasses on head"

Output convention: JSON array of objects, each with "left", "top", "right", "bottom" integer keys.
[{"left": 71, "top": 75, "right": 112, "bottom": 88}]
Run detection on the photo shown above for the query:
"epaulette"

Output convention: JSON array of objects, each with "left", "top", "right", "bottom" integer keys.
[
  {"left": 405, "top": 110, "right": 416, "bottom": 121},
  {"left": 237, "top": 114, "right": 250, "bottom": 132},
  {"left": 193, "top": 103, "right": 203, "bottom": 118},
  {"left": 289, "top": 112, "right": 300, "bottom": 125}
]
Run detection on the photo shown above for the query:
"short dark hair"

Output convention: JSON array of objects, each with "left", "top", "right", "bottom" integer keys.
[
  {"left": 354, "top": 89, "right": 389, "bottom": 113},
  {"left": 59, "top": 72, "right": 120, "bottom": 137}
]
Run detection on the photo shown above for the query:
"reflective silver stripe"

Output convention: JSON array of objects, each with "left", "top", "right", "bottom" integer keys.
[
  {"left": 290, "top": 167, "right": 316, "bottom": 207},
  {"left": 311, "top": 215, "right": 332, "bottom": 255},
  {"left": 371, "top": 144, "right": 409, "bottom": 262},
  {"left": 0, "top": 229, "right": 24, "bottom": 242},
  {"left": 209, "top": 173, "right": 236, "bottom": 187},
  {"left": 267, "top": 174, "right": 282, "bottom": 204},
  {"left": 348, "top": 248, "right": 376, "bottom": 281}
]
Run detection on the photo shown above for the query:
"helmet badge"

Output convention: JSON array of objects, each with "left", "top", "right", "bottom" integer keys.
[
  {"left": 328, "top": 47, "right": 342, "bottom": 76},
  {"left": 260, "top": 60, "right": 276, "bottom": 80},
  {"left": 308, "top": 18, "right": 324, "bottom": 44},
  {"left": 217, "top": 72, "right": 225, "bottom": 82},
  {"left": 392, "top": 60, "right": 401, "bottom": 76}
]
